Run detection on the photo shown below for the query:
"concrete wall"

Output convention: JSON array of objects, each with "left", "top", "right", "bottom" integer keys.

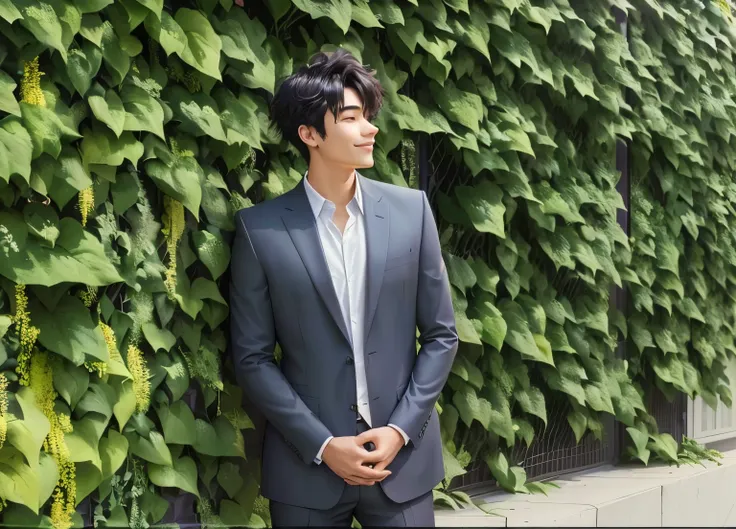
[{"left": 435, "top": 450, "right": 736, "bottom": 527}]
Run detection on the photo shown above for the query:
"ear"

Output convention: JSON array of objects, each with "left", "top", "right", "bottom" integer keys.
[{"left": 297, "top": 124, "right": 320, "bottom": 148}]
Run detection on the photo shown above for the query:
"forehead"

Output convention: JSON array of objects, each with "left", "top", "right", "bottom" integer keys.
[{"left": 341, "top": 87, "right": 363, "bottom": 108}]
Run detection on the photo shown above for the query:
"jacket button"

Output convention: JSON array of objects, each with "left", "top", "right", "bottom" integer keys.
[
  {"left": 346, "top": 357, "right": 354, "bottom": 365},
  {"left": 350, "top": 404, "right": 358, "bottom": 412}
]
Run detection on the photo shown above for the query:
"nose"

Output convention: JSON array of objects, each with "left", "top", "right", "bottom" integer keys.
[{"left": 363, "top": 119, "right": 379, "bottom": 137}]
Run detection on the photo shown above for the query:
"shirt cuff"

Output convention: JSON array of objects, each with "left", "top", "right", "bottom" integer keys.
[
  {"left": 314, "top": 435, "right": 334, "bottom": 464},
  {"left": 388, "top": 423, "right": 410, "bottom": 446}
]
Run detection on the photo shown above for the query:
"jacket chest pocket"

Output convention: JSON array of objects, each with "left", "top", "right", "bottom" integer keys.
[{"left": 385, "top": 250, "right": 418, "bottom": 271}]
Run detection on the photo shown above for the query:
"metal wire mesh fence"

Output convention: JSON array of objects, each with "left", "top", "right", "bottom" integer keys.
[{"left": 447, "top": 395, "right": 615, "bottom": 493}]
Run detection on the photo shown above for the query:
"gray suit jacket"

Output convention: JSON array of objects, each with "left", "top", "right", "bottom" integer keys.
[{"left": 229, "top": 174, "right": 458, "bottom": 509}]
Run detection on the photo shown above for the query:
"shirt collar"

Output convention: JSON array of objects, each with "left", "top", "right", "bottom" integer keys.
[{"left": 303, "top": 171, "right": 364, "bottom": 218}]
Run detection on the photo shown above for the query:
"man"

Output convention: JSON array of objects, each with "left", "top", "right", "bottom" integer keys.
[{"left": 229, "top": 48, "right": 458, "bottom": 527}]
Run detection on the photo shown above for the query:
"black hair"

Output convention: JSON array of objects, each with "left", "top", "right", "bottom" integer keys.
[{"left": 269, "top": 48, "right": 384, "bottom": 161}]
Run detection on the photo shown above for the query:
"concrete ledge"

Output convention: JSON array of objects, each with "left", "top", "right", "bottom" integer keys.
[{"left": 434, "top": 449, "right": 736, "bottom": 527}]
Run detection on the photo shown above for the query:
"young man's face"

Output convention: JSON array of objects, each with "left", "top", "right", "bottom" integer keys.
[{"left": 303, "top": 87, "right": 379, "bottom": 170}]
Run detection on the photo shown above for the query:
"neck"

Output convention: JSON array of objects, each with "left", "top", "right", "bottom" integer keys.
[{"left": 306, "top": 157, "right": 357, "bottom": 208}]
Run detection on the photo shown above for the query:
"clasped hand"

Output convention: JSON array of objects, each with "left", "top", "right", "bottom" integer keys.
[{"left": 321, "top": 426, "right": 405, "bottom": 486}]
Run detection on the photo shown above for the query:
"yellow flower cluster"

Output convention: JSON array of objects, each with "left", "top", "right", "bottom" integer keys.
[
  {"left": 84, "top": 361, "right": 107, "bottom": 377},
  {"left": 718, "top": 0, "right": 733, "bottom": 20},
  {"left": 162, "top": 195, "right": 185, "bottom": 296},
  {"left": 127, "top": 345, "right": 151, "bottom": 413},
  {"left": 0, "top": 374, "right": 8, "bottom": 449},
  {"left": 13, "top": 284, "right": 40, "bottom": 386},
  {"left": 79, "top": 285, "right": 97, "bottom": 308},
  {"left": 30, "top": 352, "right": 75, "bottom": 529},
  {"left": 20, "top": 57, "right": 45, "bottom": 106},
  {"left": 78, "top": 186, "right": 95, "bottom": 227},
  {"left": 100, "top": 322, "right": 122, "bottom": 362}
]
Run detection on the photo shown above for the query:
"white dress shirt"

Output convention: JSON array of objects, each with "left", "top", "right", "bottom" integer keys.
[{"left": 302, "top": 174, "right": 409, "bottom": 464}]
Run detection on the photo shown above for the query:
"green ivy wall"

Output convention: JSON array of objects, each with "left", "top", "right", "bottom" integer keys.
[{"left": 0, "top": 0, "right": 733, "bottom": 527}]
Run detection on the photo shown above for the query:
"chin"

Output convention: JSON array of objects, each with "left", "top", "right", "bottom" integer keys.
[{"left": 354, "top": 157, "right": 375, "bottom": 169}]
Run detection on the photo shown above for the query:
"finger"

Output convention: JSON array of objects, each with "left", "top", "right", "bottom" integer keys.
[
  {"left": 353, "top": 465, "right": 391, "bottom": 480},
  {"left": 344, "top": 478, "right": 361, "bottom": 486},
  {"left": 362, "top": 449, "right": 389, "bottom": 464},
  {"left": 373, "top": 459, "right": 392, "bottom": 473},
  {"left": 355, "top": 430, "right": 379, "bottom": 445}
]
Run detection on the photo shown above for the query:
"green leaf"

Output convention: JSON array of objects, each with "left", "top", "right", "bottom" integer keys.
[
  {"left": 121, "top": 85, "right": 165, "bottom": 139},
  {"left": 76, "top": 382, "right": 116, "bottom": 419},
  {"left": 456, "top": 180, "right": 505, "bottom": 238},
  {"left": 193, "top": 416, "right": 245, "bottom": 458},
  {"left": 215, "top": 10, "right": 276, "bottom": 93},
  {"left": 648, "top": 433, "right": 678, "bottom": 463},
  {"left": 23, "top": 203, "right": 60, "bottom": 247},
  {"left": 217, "top": 461, "right": 244, "bottom": 499},
  {"left": 292, "top": 0, "right": 352, "bottom": 33},
  {"left": 73, "top": 0, "right": 113, "bottom": 14},
  {"left": 149, "top": 456, "right": 200, "bottom": 497},
  {"left": 499, "top": 300, "right": 554, "bottom": 365},
  {"left": 168, "top": 86, "right": 227, "bottom": 143},
  {"left": 17, "top": 1, "right": 67, "bottom": 61},
  {"left": 452, "top": 384, "right": 492, "bottom": 429},
  {"left": 445, "top": 253, "right": 477, "bottom": 292},
  {"left": 8, "top": 388, "right": 50, "bottom": 470},
  {"left": 514, "top": 386, "right": 547, "bottom": 425},
  {"left": 65, "top": 417, "right": 104, "bottom": 469},
  {"left": 174, "top": 8, "right": 222, "bottom": 80},
  {"left": 567, "top": 410, "right": 587, "bottom": 443},
  {"left": 0, "top": 117, "right": 33, "bottom": 184},
  {"left": 0, "top": 213, "right": 123, "bottom": 286},
  {"left": 430, "top": 80, "right": 484, "bottom": 133},
  {"left": 74, "top": 462, "right": 102, "bottom": 507},
  {"left": 100, "top": 22, "right": 131, "bottom": 84},
  {"left": 112, "top": 379, "right": 136, "bottom": 430},
  {"left": 0, "top": 71, "right": 20, "bottom": 116},
  {"left": 213, "top": 88, "right": 262, "bottom": 149},
  {"left": 193, "top": 230, "right": 230, "bottom": 280},
  {"left": 53, "top": 363, "right": 90, "bottom": 409},
  {"left": 29, "top": 295, "right": 108, "bottom": 365},
  {"left": 469, "top": 258, "right": 500, "bottom": 295},
  {"left": 128, "top": 431, "right": 173, "bottom": 466},
  {"left": 135, "top": 0, "right": 163, "bottom": 18},
  {"left": 157, "top": 400, "right": 196, "bottom": 445},
  {"left": 485, "top": 451, "right": 515, "bottom": 492},
  {"left": 81, "top": 126, "right": 144, "bottom": 167},
  {"left": 145, "top": 155, "right": 203, "bottom": 219},
  {"left": 100, "top": 430, "right": 128, "bottom": 480},
  {"left": 37, "top": 453, "right": 59, "bottom": 509},
  {"left": 351, "top": 0, "right": 382, "bottom": 27},
  {"left": 474, "top": 293, "right": 507, "bottom": 350},
  {"left": 626, "top": 426, "right": 651, "bottom": 465},
  {"left": 145, "top": 10, "right": 187, "bottom": 56},
  {"left": 89, "top": 88, "right": 126, "bottom": 137},
  {"left": 0, "top": 448, "right": 40, "bottom": 511},
  {"left": 20, "top": 102, "right": 81, "bottom": 159},
  {"left": 0, "top": 0, "right": 21, "bottom": 23},
  {"left": 142, "top": 323, "right": 176, "bottom": 352},
  {"left": 584, "top": 382, "right": 615, "bottom": 415}
]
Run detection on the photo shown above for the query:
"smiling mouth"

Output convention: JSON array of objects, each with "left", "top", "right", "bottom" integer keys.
[{"left": 356, "top": 143, "right": 374, "bottom": 149}]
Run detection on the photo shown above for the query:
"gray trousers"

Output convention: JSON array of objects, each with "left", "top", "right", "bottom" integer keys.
[{"left": 270, "top": 419, "right": 435, "bottom": 527}]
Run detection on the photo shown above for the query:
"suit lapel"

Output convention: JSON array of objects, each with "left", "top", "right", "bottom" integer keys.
[
  {"left": 360, "top": 175, "right": 389, "bottom": 341},
  {"left": 281, "top": 182, "right": 352, "bottom": 347}
]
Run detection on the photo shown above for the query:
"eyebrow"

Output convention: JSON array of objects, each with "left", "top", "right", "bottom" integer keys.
[{"left": 339, "top": 105, "right": 363, "bottom": 114}]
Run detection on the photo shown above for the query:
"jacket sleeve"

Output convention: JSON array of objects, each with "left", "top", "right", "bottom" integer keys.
[
  {"left": 387, "top": 191, "right": 459, "bottom": 448},
  {"left": 229, "top": 211, "right": 333, "bottom": 465}
]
